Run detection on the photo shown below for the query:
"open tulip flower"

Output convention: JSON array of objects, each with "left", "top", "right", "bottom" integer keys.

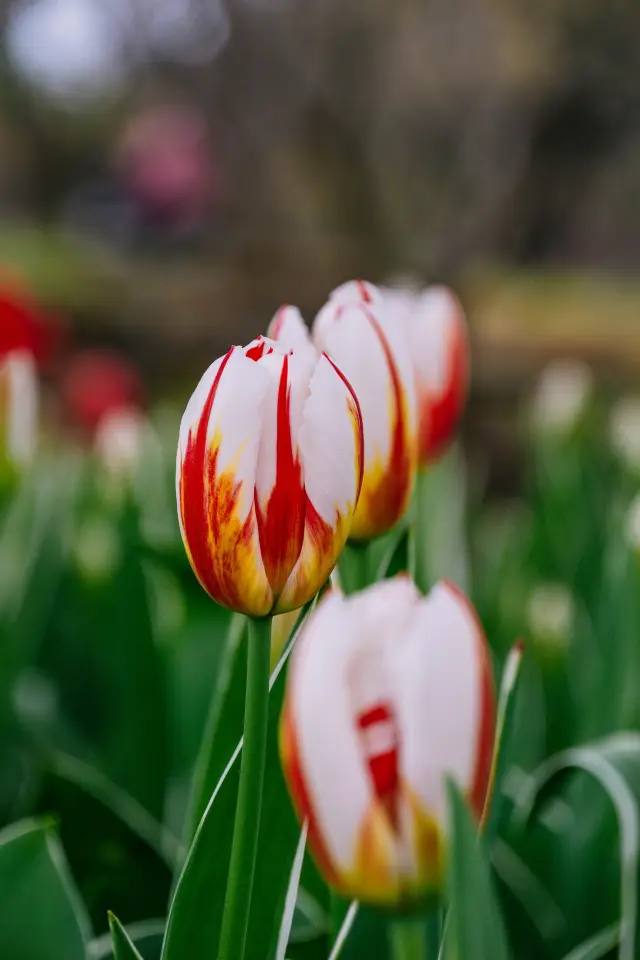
[
  {"left": 176, "top": 335, "right": 363, "bottom": 618},
  {"left": 280, "top": 577, "right": 495, "bottom": 906},
  {"left": 383, "top": 284, "right": 469, "bottom": 463},
  {"left": 269, "top": 283, "right": 418, "bottom": 541}
]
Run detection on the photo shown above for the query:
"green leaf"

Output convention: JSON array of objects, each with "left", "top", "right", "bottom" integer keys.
[
  {"left": 108, "top": 913, "right": 145, "bottom": 960},
  {"left": 515, "top": 733, "right": 640, "bottom": 960},
  {"left": 46, "top": 749, "right": 182, "bottom": 869},
  {"left": 0, "top": 819, "right": 91, "bottom": 960},
  {"left": 483, "top": 641, "right": 525, "bottom": 840},
  {"left": 445, "top": 780, "right": 511, "bottom": 960},
  {"left": 90, "top": 920, "right": 164, "bottom": 960},
  {"left": 39, "top": 502, "right": 167, "bottom": 819},
  {"left": 162, "top": 625, "right": 306, "bottom": 960},
  {"left": 181, "top": 613, "right": 247, "bottom": 848},
  {"left": 414, "top": 444, "right": 470, "bottom": 592}
]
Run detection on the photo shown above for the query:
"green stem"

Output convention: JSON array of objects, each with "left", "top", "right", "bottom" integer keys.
[
  {"left": 339, "top": 540, "right": 370, "bottom": 595},
  {"left": 412, "top": 465, "right": 431, "bottom": 593},
  {"left": 217, "top": 617, "right": 271, "bottom": 960},
  {"left": 388, "top": 917, "right": 428, "bottom": 960}
]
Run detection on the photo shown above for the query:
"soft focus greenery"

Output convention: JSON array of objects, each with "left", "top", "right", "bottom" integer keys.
[{"left": 1, "top": 379, "right": 640, "bottom": 959}]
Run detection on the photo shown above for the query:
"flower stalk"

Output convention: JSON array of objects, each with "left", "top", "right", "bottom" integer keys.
[
  {"left": 389, "top": 917, "right": 428, "bottom": 960},
  {"left": 217, "top": 616, "right": 272, "bottom": 960}
]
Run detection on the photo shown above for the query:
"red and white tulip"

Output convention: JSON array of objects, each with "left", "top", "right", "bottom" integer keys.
[
  {"left": 383, "top": 284, "right": 469, "bottom": 463},
  {"left": 0, "top": 351, "right": 38, "bottom": 467},
  {"left": 176, "top": 336, "right": 363, "bottom": 617},
  {"left": 280, "top": 577, "right": 495, "bottom": 905},
  {"left": 270, "top": 283, "right": 418, "bottom": 540}
]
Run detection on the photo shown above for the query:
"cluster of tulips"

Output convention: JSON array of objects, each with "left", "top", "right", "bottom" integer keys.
[{"left": 176, "top": 278, "right": 498, "bottom": 958}]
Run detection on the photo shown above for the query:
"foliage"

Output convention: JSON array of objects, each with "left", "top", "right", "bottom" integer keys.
[{"left": 1, "top": 391, "right": 640, "bottom": 959}]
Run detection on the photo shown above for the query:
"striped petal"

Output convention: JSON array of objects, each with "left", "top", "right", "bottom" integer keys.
[
  {"left": 276, "top": 353, "right": 363, "bottom": 612},
  {"left": 281, "top": 593, "right": 374, "bottom": 892},
  {"left": 313, "top": 297, "right": 417, "bottom": 539},
  {"left": 176, "top": 347, "right": 273, "bottom": 617},
  {"left": 395, "top": 581, "right": 495, "bottom": 843},
  {"left": 252, "top": 347, "right": 312, "bottom": 599},
  {"left": 407, "top": 287, "right": 468, "bottom": 462}
]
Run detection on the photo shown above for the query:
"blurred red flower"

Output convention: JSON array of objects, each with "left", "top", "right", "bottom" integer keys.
[
  {"left": 61, "top": 350, "right": 145, "bottom": 435},
  {"left": 0, "top": 282, "right": 65, "bottom": 368}
]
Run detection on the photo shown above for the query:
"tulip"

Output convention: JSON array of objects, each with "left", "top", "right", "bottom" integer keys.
[
  {"left": 0, "top": 351, "right": 38, "bottom": 468},
  {"left": 280, "top": 577, "right": 495, "bottom": 906},
  {"left": 382, "top": 284, "right": 468, "bottom": 464},
  {"left": 62, "top": 350, "right": 145, "bottom": 436},
  {"left": 270, "top": 284, "right": 418, "bottom": 541},
  {"left": 176, "top": 335, "right": 363, "bottom": 617}
]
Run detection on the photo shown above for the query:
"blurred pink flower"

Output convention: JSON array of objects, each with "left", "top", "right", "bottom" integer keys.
[{"left": 117, "top": 104, "right": 215, "bottom": 227}]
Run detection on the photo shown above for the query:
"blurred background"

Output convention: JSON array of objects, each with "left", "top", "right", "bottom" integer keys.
[
  {"left": 1, "top": 0, "right": 640, "bottom": 424},
  {"left": 2, "top": 3, "right": 640, "bottom": 958}
]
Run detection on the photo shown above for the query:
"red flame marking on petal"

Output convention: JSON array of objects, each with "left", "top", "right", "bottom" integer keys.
[{"left": 255, "top": 354, "right": 306, "bottom": 598}]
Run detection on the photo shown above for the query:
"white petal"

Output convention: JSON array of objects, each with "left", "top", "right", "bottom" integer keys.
[
  {"left": 407, "top": 287, "right": 462, "bottom": 396},
  {"left": 380, "top": 286, "right": 418, "bottom": 326},
  {"left": 289, "top": 593, "right": 373, "bottom": 871},
  {"left": 178, "top": 347, "right": 271, "bottom": 521},
  {"left": 297, "top": 354, "right": 361, "bottom": 524},
  {"left": 267, "top": 305, "right": 314, "bottom": 355},
  {"left": 313, "top": 303, "right": 416, "bottom": 476},
  {"left": 393, "top": 582, "right": 484, "bottom": 829},
  {"left": 1, "top": 352, "right": 38, "bottom": 466},
  {"left": 252, "top": 349, "right": 314, "bottom": 510},
  {"left": 328, "top": 279, "right": 383, "bottom": 310}
]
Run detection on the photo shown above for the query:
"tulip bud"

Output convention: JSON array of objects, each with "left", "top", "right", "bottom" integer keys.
[
  {"left": 297, "top": 282, "right": 417, "bottom": 540},
  {"left": 0, "top": 351, "right": 38, "bottom": 468},
  {"left": 176, "top": 336, "right": 364, "bottom": 617},
  {"left": 530, "top": 359, "right": 593, "bottom": 438},
  {"left": 383, "top": 285, "right": 468, "bottom": 463},
  {"left": 280, "top": 577, "right": 495, "bottom": 906}
]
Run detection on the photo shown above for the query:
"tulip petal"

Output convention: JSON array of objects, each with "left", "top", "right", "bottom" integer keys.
[
  {"left": 313, "top": 302, "right": 417, "bottom": 539},
  {"left": 176, "top": 347, "right": 274, "bottom": 616},
  {"left": 394, "top": 581, "right": 495, "bottom": 835},
  {"left": 252, "top": 349, "right": 313, "bottom": 598},
  {"left": 1, "top": 352, "right": 38, "bottom": 465},
  {"left": 276, "top": 354, "right": 363, "bottom": 612},
  {"left": 409, "top": 287, "right": 468, "bottom": 461},
  {"left": 267, "top": 305, "right": 311, "bottom": 350}
]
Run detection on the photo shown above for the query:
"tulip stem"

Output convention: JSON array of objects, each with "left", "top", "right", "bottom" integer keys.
[
  {"left": 388, "top": 917, "right": 428, "bottom": 960},
  {"left": 412, "top": 465, "right": 431, "bottom": 593},
  {"left": 217, "top": 617, "right": 271, "bottom": 960}
]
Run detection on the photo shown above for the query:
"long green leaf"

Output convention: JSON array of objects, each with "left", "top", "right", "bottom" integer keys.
[
  {"left": 108, "top": 914, "right": 145, "bottom": 960},
  {"left": 89, "top": 920, "right": 164, "bottom": 960},
  {"left": 161, "top": 617, "right": 309, "bottom": 960},
  {"left": 445, "top": 780, "right": 511, "bottom": 960},
  {"left": 516, "top": 733, "right": 640, "bottom": 960},
  {"left": 0, "top": 819, "right": 91, "bottom": 960}
]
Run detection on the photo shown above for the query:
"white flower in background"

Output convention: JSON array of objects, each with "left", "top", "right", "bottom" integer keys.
[
  {"left": 0, "top": 352, "right": 38, "bottom": 467},
  {"left": 94, "top": 406, "right": 152, "bottom": 481},
  {"left": 527, "top": 583, "right": 575, "bottom": 653},
  {"left": 610, "top": 396, "right": 640, "bottom": 474},
  {"left": 530, "top": 359, "right": 594, "bottom": 437}
]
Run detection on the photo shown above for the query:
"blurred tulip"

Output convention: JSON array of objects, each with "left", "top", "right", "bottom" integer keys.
[
  {"left": 610, "top": 396, "right": 640, "bottom": 475},
  {"left": 530, "top": 359, "right": 593, "bottom": 438},
  {"left": 0, "top": 281, "right": 65, "bottom": 370},
  {"left": 176, "top": 335, "right": 363, "bottom": 617},
  {"left": 270, "top": 283, "right": 418, "bottom": 540},
  {"left": 280, "top": 577, "right": 495, "bottom": 905},
  {"left": 383, "top": 285, "right": 469, "bottom": 463},
  {"left": 94, "top": 406, "right": 154, "bottom": 480},
  {"left": 62, "top": 350, "right": 145, "bottom": 435},
  {"left": 0, "top": 351, "right": 38, "bottom": 467}
]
